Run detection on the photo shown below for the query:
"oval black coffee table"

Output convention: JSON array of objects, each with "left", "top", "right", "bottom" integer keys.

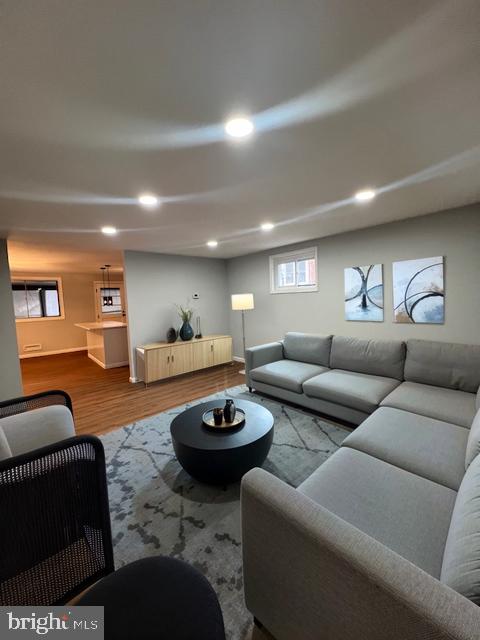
[{"left": 170, "top": 399, "right": 274, "bottom": 484}]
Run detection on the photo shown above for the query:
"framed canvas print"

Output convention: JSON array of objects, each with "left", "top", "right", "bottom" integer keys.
[
  {"left": 393, "top": 256, "right": 444, "bottom": 323},
  {"left": 344, "top": 264, "right": 383, "bottom": 321}
]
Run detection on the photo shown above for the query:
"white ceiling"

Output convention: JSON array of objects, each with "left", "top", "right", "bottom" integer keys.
[
  {"left": 1, "top": 0, "right": 479, "bottom": 261},
  {"left": 7, "top": 240, "right": 124, "bottom": 274}
]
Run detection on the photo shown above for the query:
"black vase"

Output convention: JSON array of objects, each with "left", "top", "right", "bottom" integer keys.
[
  {"left": 223, "top": 399, "right": 236, "bottom": 423},
  {"left": 166, "top": 327, "right": 177, "bottom": 343}
]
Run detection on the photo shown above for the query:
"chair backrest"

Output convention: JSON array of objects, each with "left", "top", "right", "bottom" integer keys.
[
  {"left": 0, "top": 435, "right": 114, "bottom": 605},
  {"left": 0, "top": 390, "right": 73, "bottom": 419}
]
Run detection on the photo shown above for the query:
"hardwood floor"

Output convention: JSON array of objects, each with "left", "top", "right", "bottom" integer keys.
[{"left": 21, "top": 351, "right": 245, "bottom": 436}]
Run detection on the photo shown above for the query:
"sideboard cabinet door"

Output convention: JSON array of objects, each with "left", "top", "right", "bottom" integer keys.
[
  {"left": 213, "top": 337, "right": 232, "bottom": 366},
  {"left": 146, "top": 348, "right": 171, "bottom": 383},
  {"left": 192, "top": 340, "right": 213, "bottom": 370},
  {"left": 170, "top": 343, "right": 193, "bottom": 376}
]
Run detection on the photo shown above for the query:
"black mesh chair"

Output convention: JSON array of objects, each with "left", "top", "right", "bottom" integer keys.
[
  {"left": 0, "top": 435, "right": 113, "bottom": 605},
  {"left": 0, "top": 434, "right": 226, "bottom": 639}
]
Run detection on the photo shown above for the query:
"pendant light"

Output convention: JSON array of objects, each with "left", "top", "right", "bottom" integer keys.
[
  {"left": 101, "top": 266, "right": 108, "bottom": 307},
  {"left": 105, "top": 264, "right": 113, "bottom": 306}
]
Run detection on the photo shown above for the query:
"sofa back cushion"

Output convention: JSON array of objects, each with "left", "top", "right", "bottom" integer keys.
[
  {"left": 440, "top": 451, "right": 480, "bottom": 604},
  {"left": 330, "top": 336, "right": 405, "bottom": 380},
  {"left": 405, "top": 339, "right": 480, "bottom": 393},
  {"left": 465, "top": 410, "right": 480, "bottom": 470},
  {"left": 283, "top": 332, "right": 332, "bottom": 367}
]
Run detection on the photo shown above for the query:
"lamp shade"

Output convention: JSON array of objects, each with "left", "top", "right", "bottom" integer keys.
[{"left": 231, "top": 293, "right": 254, "bottom": 311}]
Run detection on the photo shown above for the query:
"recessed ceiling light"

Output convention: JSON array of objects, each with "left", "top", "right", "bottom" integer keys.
[
  {"left": 354, "top": 188, "right": 376, "bottom": 203},
  {"left": 101, "top": 226, "right": 117, "bottom": 236},
  {"left": 224, "top": 116, "right": 254, "bottom": 139},
  {"left": 138, "top": 193, "right": 159, "bottom": 209},
  {"left": 261, "top": 222, "right": 275, "bottom": 231},
  {"left": 207, "top": 240, "right": 218, "bottom": 248}
]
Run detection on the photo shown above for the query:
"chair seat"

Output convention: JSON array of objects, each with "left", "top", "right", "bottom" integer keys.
[
  {"left": 381, "top": 381, "right": 476, "bottom": 428},
  {"left": 77, "top": 556, "right": 225, "bottom": 640},
  {"left": 342, "top": 407, "right": 468, "bottom": 490},
  {"left": 303, "top": 369, "right": 400, "bottom": 413},
  {"left": 298, "top": 447, "right": 456, "bottom": 578},
  {"left": 250, "top": 360, "right": 328, "bottom": 394}
]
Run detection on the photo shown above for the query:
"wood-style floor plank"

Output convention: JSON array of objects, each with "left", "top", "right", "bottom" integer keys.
[{"left": 21, "top": 352, "right": 245, "bottom": 436}]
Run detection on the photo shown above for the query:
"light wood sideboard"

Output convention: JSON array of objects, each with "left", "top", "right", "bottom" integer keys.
[{"left": 136, "top": 335, "right": 233, "bottom": 385}]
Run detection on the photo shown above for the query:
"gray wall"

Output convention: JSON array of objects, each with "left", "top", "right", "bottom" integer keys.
[
  {"left": 0, "top": 240, "right": 22, "bottom": 400},
  {"left": 124, "top": 250, "right": 230, "bottom": 379},
  {"left": 227, "top": 204, "right": 480, "bottom": 357}
]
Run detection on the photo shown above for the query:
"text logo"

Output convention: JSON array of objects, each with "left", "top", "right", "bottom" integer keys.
[{"left": 0, "top": 607, "right": 103, "bottom": 638}]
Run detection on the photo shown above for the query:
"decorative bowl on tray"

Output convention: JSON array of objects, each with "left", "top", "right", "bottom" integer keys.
[{"left": 202, "top": 408, "right": 246, "bottom": 431}]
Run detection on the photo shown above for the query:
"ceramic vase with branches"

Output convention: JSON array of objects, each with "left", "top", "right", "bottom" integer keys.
[{"left": 176, "top": 302, "right": 195, "bottom": 341}]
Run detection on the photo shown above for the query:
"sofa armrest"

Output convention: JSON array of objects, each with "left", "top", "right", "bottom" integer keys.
[
  {"left": 241, "top": 468, "right": 480, "bottom": 640},
  {"left": 245, "top": 342, "right": 284, "bottom": 385}
]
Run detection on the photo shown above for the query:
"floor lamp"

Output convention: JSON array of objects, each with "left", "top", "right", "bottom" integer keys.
[{"left": 231, "top": 293, "right": 254, "bottom": 375}]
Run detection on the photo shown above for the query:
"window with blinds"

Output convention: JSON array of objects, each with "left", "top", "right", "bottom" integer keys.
[{"left": 12, "top": 278, "right": 64, "bottom": 320}]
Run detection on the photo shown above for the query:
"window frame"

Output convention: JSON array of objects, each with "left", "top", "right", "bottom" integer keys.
[
  {"left": 93, "top": 281, "right": 125, "bottom": 320},
  {"left": 269, "top": 246, "right": 318, "bottom": 294},
  {"left": 12, "top": 276, "right": 65, "bottom": 323}
]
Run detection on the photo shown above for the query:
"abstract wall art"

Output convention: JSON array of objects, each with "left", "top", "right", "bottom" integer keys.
[
  {"left": 393, "top": 256, "right": 444, "bottom": 324},
  {"left": 344, "top": 264, "right": 384, "bottom": 321}
]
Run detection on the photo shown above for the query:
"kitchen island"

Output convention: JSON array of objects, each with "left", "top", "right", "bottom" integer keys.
[{"left": 75, "top": 321, "right": 129, "bottom": 369}]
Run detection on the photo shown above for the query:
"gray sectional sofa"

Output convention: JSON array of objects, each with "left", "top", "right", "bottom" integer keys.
[{"left": 242, "top": 333, "right": 480, "bottom": 639}]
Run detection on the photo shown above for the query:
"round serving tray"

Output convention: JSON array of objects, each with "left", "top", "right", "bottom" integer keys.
[{"left": 202, "top": 408, "right": 246, "bottom": 431}]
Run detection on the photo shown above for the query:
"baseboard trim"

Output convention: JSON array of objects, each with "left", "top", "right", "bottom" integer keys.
[
  {"left": 233, "top": 356, "right": 245, "bottom": 363},
  {"left": 19, "top": 346, "right": 88, "bottom": 359},
  {"left": 87, "top": 353, "right": 129, "bottom": 369}
]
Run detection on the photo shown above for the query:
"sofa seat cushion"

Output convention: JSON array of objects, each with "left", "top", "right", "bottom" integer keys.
[
  {"left": 250, "top": 360, "right": 328, "bottom": 394},
  {"left": 303, "top": 369, "right": 400, "bottom": 414},
  {"left": 342, "top": 407, "right": 468, "bottom": 490},
  {"left": 441, "top": 451, "right": 480, "bottom": 604},
  {"left": 0, "top": 405, "right": 75, "bottom": 456},
  {"left": 381, "top": 381, "right": 476, "bottom": 428},
  {"left": 298, "top": 447, "right": 457, "bottom": 578}
]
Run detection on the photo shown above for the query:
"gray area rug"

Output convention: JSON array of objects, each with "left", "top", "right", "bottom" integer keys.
[{"left": 101, "top": 385, "right": 350, "bottom": 639}]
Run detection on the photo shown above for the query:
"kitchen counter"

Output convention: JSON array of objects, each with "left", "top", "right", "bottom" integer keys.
[
  {"left": 75, "top": 321, "right": 128, "bottom": 369},
  {"left": 75, "top": 321, "right": 127, "bottom": 331}
]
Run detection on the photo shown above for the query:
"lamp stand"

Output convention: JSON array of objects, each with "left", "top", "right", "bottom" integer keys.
[{"left": 239, "top": 309, "right": 246, "bottom": 375}]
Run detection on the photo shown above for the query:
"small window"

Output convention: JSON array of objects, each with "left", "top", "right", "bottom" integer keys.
[
  {"left": 12, "top": 278, "right": 64, "bottom": 321},
  {"left": 99, "top": 287, "right": 122, "bottom": 314},
  {"left": 270, "top": 247, "right": 318, "bottom": 294}
]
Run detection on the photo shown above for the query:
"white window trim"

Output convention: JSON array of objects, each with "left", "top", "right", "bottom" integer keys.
[
  {"left": 12, "top": 275, "right": 65, "bottom": 323},
  {"left": 269, "top": 246, "right": 318, "bottom": 294}
]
